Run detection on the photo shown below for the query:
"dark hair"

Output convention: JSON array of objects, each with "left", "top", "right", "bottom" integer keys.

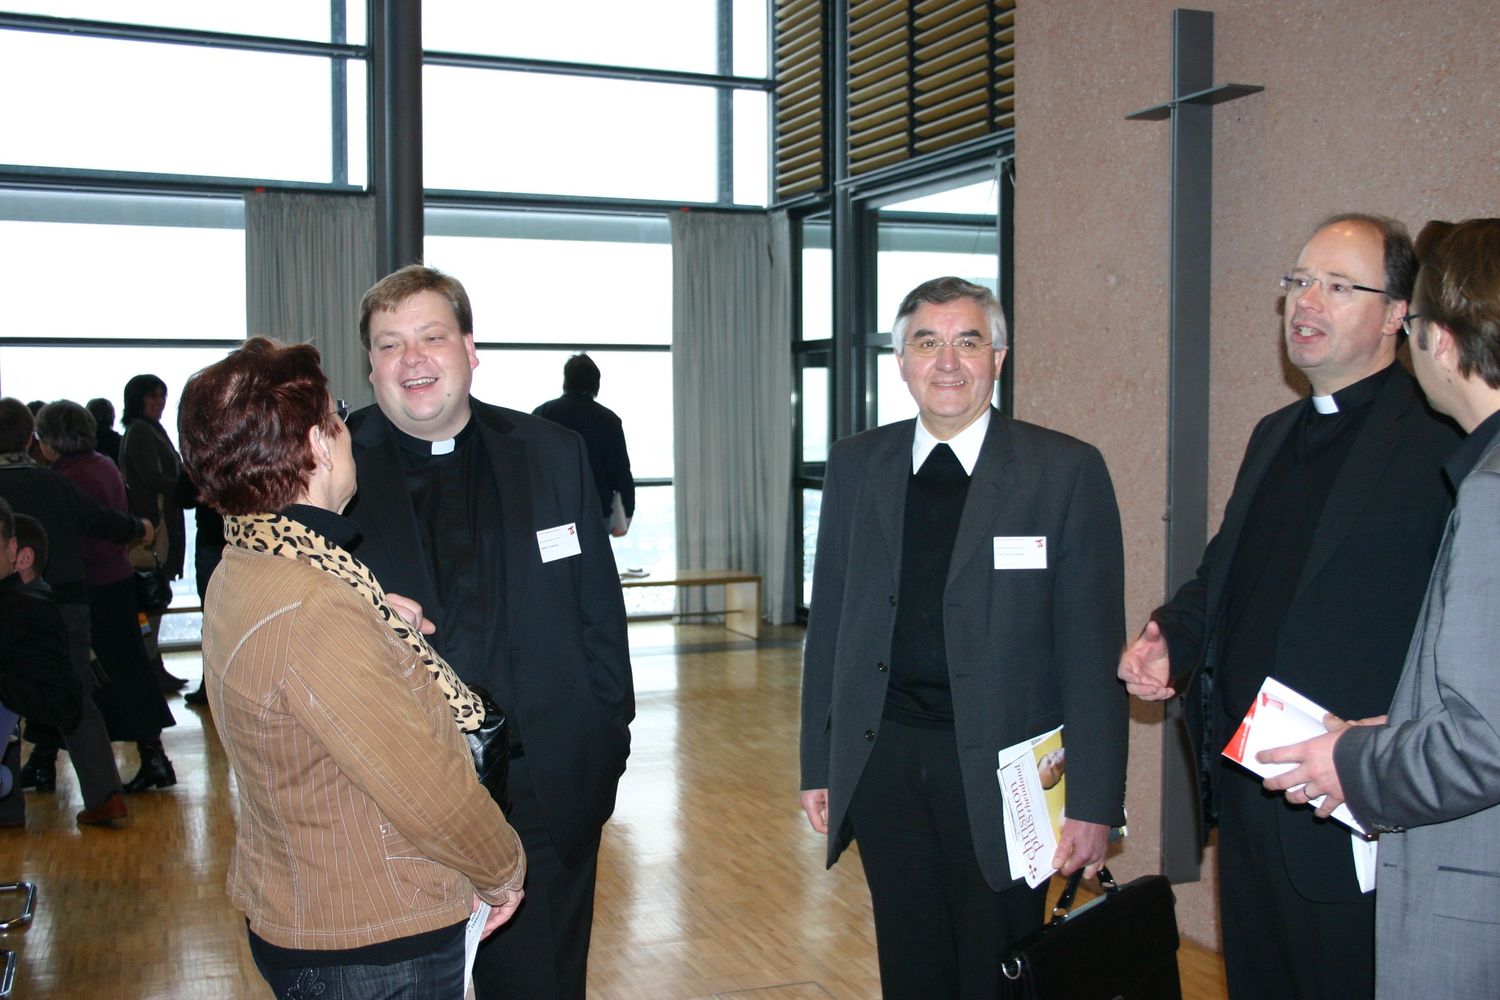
[
  {"left": 0, "top": 496, "right": 12, "bottom": 546},
  {"left": 13, "top": 514, "right": 47, "bottom": 573},
  {"left": 1413, "top": 218, "right": 1500, "bottom": 389},
  {"left": 178, "top": 337, "right": 340, "bottom": 515},
  {"left": 891, "top": 276, "right": 1009, "bottom": 353},
  {"left": 563, "top": 353, "right": 601, "bottom": 396},
  {"left": 86, "top": 397, "right": 116, "bottom": 431},
  {"left": 35, "top": 400, "right": 97, "bottom": 456},
  {"left": 0, "top": 398, "right": 36, "bottom": 454},
  {"left": 1314, "top": 213, "right": 1417, "bottom": 303},
  {"left": 358, "top": 264, "right": 474, "bottom": 351},
  {"left": 122, "top": 374, "right": 168, "bottom": 425}
]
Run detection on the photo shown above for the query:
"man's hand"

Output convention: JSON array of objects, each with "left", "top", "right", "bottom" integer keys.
[
  {"left": 1258, "top": 713, "right": 1370, "bottom": 818},
  {"left": 1052, "top": 819, "right": 1111, "bottom": 878},
  {"left": 476, "top": 889, "right": 524, "bottom": 939},
  {"left": 1117, "top": 620, "right": 1175, "bottom": 700},
  {"left": 386, "top": 592, "right": 436, "bottom": 635},
  {"left": 800, "top": 788, "right": 829, "bottom": 834}
]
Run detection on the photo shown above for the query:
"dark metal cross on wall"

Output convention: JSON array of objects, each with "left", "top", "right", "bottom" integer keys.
[{"left": 1126, "top": 8, "right": 1262, "bottom": 884}]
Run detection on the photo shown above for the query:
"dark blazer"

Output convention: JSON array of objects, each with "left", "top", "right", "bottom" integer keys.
[
  {"left": 1154, "top": 365, "right": 1460, "bottom": 901},
  {"left": 344, "top": 399, "right": 634, "bottom": 867},
  {"left": 800, "top": 410, "right": 1128, "bottom": 891},
  {"left": 532, "top": 393, "right": 635, "bottom": 520},
  {"left": 0, "top": 573, "right": 82, "bottom": 731}
]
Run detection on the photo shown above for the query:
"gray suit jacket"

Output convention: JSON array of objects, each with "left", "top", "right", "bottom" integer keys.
[
  {"left": 1338, "top": 433, "right": 1500, "bottom": 999},
  {"left": 800, "top": 410, "right": 1127, "bottom": 891}
]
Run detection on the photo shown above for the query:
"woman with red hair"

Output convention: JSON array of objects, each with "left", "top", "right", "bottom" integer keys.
[{"left": 179, "top": 337, "right": 522, "bottom": 998}]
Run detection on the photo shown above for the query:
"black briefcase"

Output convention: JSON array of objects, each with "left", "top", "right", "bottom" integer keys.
[{"left": 1000, "top": 866, "right": 1181, "bottom": 1000}]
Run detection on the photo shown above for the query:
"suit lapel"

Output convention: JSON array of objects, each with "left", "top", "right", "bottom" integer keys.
[
  {"left": 1205, "top": 404, "right": 1300, "bottom": 612},
  {"left": 473, "top": 404, "right": 534, "bottom": 644},
  {"left": 869, "top": 422, "right": 915, "bottom": 566},
  {"left": 348, "top": 409, "right": 445, "bottom": 622},
  {"left": 1294, "top": 369, "right": 1414, "bottom": 600},
  {"left": 948, "top": 412, "right": 1016, "bottom": 587}
]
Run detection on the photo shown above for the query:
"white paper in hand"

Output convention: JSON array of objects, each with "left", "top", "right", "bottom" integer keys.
[{"left": 1222, "top": 676, "right": 1367, "bottom": 835}]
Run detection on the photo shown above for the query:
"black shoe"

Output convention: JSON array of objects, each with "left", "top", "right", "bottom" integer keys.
[
  {"left": 123, "top": 745, "right": 177, "bottom": 793},
  {"left": 184, "top": 684, "right": 208, "bottom": 707},
  {"left": 19, "top": 755, "right": 56, "bottom": 793}
]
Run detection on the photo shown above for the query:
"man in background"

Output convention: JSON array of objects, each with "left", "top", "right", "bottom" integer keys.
[
  {"left": 533, "top": 353, "right": 636, "bottom": 537},
  {"left": 0, "top": 398, "right": 145, "bottom": 828}
]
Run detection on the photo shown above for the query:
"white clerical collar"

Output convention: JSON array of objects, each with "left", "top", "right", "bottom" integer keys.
[
  {"left": 1311, "top": 394, "right": 1339, "bottom": 415},
  {"left": 912, "top": 409, "right": 991, "bottom": 475},
  {"left": 430, "top": 437, "right": 456, "bottom": 455}
]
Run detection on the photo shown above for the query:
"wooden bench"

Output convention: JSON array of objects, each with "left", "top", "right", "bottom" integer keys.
[{"left": 621, "top": 569, "right": 762, "bottom": 639}]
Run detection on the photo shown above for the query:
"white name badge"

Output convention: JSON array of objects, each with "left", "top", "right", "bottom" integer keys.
[
  {"left": 994, "top": 536, "right": 1047, "bottom": 570},
  {"left": 536, "top": 523, "right": 582, "bottom": 563}
]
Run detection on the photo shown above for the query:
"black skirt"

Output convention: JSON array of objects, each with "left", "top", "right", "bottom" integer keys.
[{"left": 89, "top": 576, "right": 176, "bottom": 741}]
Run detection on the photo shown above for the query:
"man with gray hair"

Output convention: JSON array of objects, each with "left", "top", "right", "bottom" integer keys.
[
  {"left": 801, "top": 276, "right": 1128, "bottom": 998},
  {"left": 1119, "top": 214, "right": 1462, "bottom": 997}
]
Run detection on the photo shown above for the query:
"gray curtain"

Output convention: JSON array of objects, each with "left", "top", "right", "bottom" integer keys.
[
  {"left": 671, "top": 210, "right": 795, "bottom": 625},
  {"left": 244, "top": 191, "right": 377, "bottom": 407}
]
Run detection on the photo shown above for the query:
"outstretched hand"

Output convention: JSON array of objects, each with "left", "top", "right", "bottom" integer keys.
[{"left": 1117, "top": 621, "right": 1174, "bottom": 700}]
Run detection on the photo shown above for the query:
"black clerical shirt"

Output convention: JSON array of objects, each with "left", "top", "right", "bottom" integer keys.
[
  {"left": 884, "top": 443, "right": 971, "bottom": 729},
  {"left": 1216, "top": 365, "right": 1394, "bottom": 721},
  {"left": 390, "top": 420, "right": 519, "bottom": 750}
]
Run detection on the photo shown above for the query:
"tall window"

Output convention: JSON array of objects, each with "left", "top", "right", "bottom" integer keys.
[{"left": 425, "top": 209, "right": 676, "bottom": 600}]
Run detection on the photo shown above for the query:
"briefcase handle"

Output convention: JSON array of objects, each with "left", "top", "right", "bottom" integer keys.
[{"left": 1050, "top": 865, "right": 1119, "bottom": 921}]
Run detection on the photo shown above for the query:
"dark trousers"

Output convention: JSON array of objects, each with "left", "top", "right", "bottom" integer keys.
[
  {"left": 473, "top": 756, "right": 600, "bottom": 1000},
  {"left": 1217, "top": 762, "right": 1375, "bottom": 1000},
  {"left": 56, "top": 602, "right": 124, "bottom": 809},
  {"left": 252, "top": 926, "right": 464, "bottom": 1000},
  {"left": 847, "top": 719, "right": 1047, "bottom": 1000}
]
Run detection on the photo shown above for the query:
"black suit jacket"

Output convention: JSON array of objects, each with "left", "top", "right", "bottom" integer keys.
[
  {"left": 0, "top": 574, "right": 82, "bottom": 731},
  {"left": 801, "top": 410, "right": 1127, "bottom": 891},
  {"left": 532, "top": 393, "right": 635, "bottom": 520},
  {"left": 344, "top": 399, "right": 634, "bottom": 867},
  {"left": 1153, "top": 366, "right": 1460, "bottom": 901}
]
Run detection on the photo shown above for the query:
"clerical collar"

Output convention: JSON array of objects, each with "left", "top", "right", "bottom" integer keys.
[
  {"left": 279, "top": 503, "right": 360, "bottom": 548},
  {"left": 912, "top": 408, "right": 990, "bottom": 475},
  {"left": 1443, "top": 406, "right": 1500, "bottom": 490},
  {"left": 391, "top": 416, "right": 476, "bottom": 457},
  {"left": 1309, "top": 363, "right": 1393, "bottom": 416}
]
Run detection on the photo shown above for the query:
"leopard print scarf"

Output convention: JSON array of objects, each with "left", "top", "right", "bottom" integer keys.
[{"left": 223, "top": 512, "right": 485, "bottom": 732}]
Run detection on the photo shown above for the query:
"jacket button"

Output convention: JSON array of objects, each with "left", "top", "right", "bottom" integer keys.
[
  {"left": 876, "top": 661, "right": 888, "bottom": 672},
  {"left": 864, "top": 729, "right": 876, "bottom": 741},
  {"left": 888, "top": 594, "right": 896, "bottom": 606}
]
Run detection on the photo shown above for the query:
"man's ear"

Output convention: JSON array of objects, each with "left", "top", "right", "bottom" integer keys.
[{"left": 14, "top": 545, "right": 35, "bottom": 573}]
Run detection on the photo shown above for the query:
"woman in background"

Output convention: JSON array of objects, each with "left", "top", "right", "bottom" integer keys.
[
  {"left": 35, "top": 400, "right": 177, "bottom": 791},
  {"left": 120, "top": 373, "right": 188, "bottom": 691}
]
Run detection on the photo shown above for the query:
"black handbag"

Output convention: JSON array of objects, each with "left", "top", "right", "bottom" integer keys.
[
  {"left": 133, "top": 552, "right": 173, "bottom": 613},
  {"left": 1000, "top": 866, "right": 1181, "bottom": 1000},
  {"left": 464, "top": 684, "right": 511, "bottom": 814}
]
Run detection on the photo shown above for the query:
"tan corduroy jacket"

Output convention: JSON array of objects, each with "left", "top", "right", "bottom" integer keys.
[{"left": 203, "top": 544, "right": 525, "bottom": 951}]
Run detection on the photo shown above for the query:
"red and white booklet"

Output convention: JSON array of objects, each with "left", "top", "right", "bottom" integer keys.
[{"left": 1222, "top": 676, "right": 1378, "bottom": 892}]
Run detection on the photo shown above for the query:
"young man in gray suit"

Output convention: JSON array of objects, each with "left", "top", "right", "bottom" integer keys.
[
  {"left": 1263, "top": 217, "right": 1500, "bottom": 999},
  {"left": 800, "top": 276, "right": 1127, "bottom": 999}
]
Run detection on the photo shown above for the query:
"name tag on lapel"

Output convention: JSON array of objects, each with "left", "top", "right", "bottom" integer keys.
[
  {"left": 536, "top": 523, "right": 582, "bottom": 563},
  {"left": 994, "top": 536, "right": 1047, "bottom": 570}
]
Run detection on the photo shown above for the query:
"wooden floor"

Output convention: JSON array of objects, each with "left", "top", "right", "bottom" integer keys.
[{"left": 0, "top": 623, "right": 1227, "bottom": 998}]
